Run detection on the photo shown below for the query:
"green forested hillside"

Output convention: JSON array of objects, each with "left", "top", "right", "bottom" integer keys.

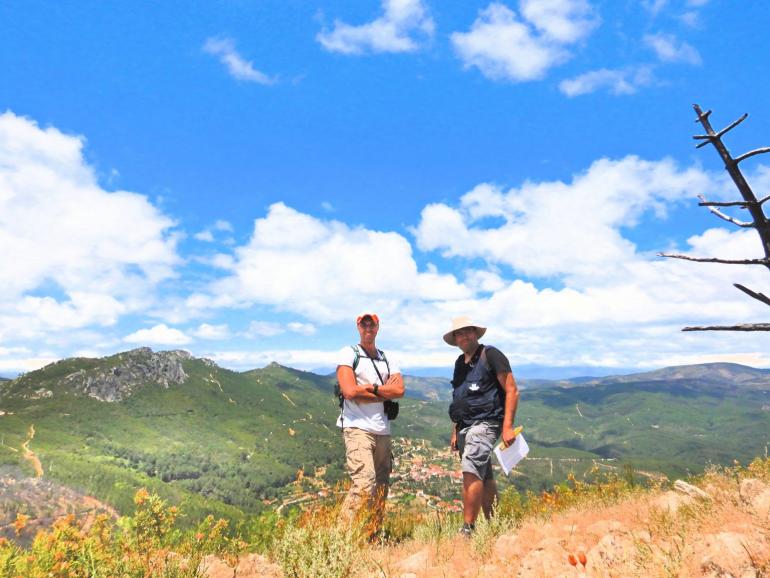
[
  {"left": 0, "top": 357, "right": 349, "bottom": 524},
  {"left": 509, "top": 377, "right": 770, "bottom": 490}
]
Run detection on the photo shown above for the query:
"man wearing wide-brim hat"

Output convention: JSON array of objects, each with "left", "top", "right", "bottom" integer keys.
[{"left": 444, "top": 315, "right": 520, "bottom": 537}]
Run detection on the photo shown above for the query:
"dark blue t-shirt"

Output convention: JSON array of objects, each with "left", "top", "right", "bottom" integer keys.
[{"left": 451, "top": 344, "right": 511, "bottom": 387}]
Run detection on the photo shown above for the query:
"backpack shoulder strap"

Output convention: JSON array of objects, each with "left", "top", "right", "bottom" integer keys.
[
  {"left": 481, "top": 346, "right": 507, "bottom": 397},
  {"left": 480, "top": 346, "right": 499, "bottom": 381},
  {"left": 351, "top": 345, "right": 361, "bottom": 371},
  {"left": 378, "top": 349, "right": 390, "bottom": 375}
]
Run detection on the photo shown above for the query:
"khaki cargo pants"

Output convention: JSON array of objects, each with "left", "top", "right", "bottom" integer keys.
[{"left": 341, "top": 427, "right": 392, "bottom": 522}]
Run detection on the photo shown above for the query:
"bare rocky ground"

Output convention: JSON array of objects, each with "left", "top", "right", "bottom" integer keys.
[{"left": 209, "top": 468, "right": 770, "bottom": 577}]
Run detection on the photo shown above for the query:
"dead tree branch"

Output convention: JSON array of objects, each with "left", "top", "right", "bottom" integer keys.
[
  {"left": 657, "top": 253, "right": 769, "bottom": 265},
  {"left": 734, "top": 283, "right": 770, "bottom": 307},
  {"left": 683, "top": 324, "right": 770, "bottom": 332},
  {"left": 697, "top": 195, "right": 754, "bottom": 226},
  {"left": 698, "top": 194, "right": 770, "bottom": 208},
  {"left": 693, "top": 113, "right": 749, "bottom": 147},
  {"left": 735, "top": 147, "right": 770, "bottom": 164},
  {"left": 691, "top": 104, "right": 770, "bottom": 262},
  {"left": 661, "top": 105, "right": 770, "bottom": 331}
]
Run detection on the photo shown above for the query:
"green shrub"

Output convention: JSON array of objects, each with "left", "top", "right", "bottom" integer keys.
[{"left": 273, "top": 505, "right": 365, "bottom": 578}]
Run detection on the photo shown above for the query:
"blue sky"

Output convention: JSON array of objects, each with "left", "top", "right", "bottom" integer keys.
[{"left": 2, "top": 0, "right": 770, "bottom": 376}]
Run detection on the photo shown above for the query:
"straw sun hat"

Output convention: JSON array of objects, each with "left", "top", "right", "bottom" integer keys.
[{"left": 443, "top": 316, "right": 487, "bottom": 346}]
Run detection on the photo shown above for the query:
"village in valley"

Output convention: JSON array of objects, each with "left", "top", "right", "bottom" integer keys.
[
  {"left": 278, "top": 437, "right": 464, "bottom": 514},
  {"left": 278, "top": 436, "right": 631, "bottom": 516}
]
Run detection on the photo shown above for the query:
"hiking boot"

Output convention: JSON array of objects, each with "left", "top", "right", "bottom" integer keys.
[{"left": 458, "top": 522, "right": 475, "bottom": 538}]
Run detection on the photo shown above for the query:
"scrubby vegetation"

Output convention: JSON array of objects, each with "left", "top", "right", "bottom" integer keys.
[
  {"left": 0, "top": 489, "right": 244, "bottom": 577},
  {"left": 3, "top": 458, "right": 770, "bottom": 576}
]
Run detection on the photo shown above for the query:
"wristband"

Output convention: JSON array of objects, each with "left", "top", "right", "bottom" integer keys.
[{"left": 373, "top": 384, "right": 380, "bottom": 396}]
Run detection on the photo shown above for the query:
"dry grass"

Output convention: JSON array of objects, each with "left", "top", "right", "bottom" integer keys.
[
  {"left": 358, "top": 458, "right": 770, "bottom": 578},
  {"left": 6, "top": 459, "right": 770, "bottom": 577}
]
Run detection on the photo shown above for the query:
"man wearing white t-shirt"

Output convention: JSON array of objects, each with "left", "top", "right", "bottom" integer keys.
[{"left": 336, "top": 312, "right": 404, "bottom": 525}]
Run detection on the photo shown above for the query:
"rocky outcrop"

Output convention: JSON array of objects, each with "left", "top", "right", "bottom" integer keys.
[{"left": 63, "top": 347, "right": 192, "bottom": 402}]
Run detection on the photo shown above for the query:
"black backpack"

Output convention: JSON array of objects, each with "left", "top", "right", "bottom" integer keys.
[{"left": 335, "top": 345, "right": 399, "bottom": 420}]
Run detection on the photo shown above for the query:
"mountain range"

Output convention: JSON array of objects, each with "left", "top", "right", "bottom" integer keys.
[
  {"left": 579, "top": 362, "right": 770, "bottom": 389},
  {"left": 407, "top": 361, "right": 770, "bottom": 401},
  {"left": 1, "top": 348, "right": 768, "bottom": 529}
]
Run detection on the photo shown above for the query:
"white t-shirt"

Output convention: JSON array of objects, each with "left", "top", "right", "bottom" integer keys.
[{"left": 336, "top": 345, "right": 401, "bottom": 435}]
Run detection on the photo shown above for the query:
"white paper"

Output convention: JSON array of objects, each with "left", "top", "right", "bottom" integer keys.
[{"left": 493, "top": 434, "right": 529, "bottom": 475}]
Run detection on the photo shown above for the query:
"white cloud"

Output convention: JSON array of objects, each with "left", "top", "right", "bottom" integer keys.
[
  {"left": 124, "top": 324, "right": 191, "bottom": 345},
  {"left": 679, "top": 12, "right": 698, "bottom": 27},
  {"left": 15, "top": 293, "right": 127, "bottom": 330},
  {"left": 641, "top": 0, "right": 668, "bottom": 15},
  {"left": 317, "top": 0, "right": 434, "bottom": 55},
  {"left": 193, "top": 323, "right": 231, "bottom": 340},
  {"left": 207, "top": 347, "right": 462, "bottom": 372},
  {"left": 519, "top": 0, "right": 598, "bottom": 43},
  {"left": 207, "top": 349, "right": 342, "bottom": 371},
  {"left": 243, "top": 320, "right": 318, "bottom": 338},
  {"left": 214, "top": 220, "right": 233, "bottom": 232},
  {"left": 651, "top": 351, "right": 770, "bottom": 368},
  {"left": 451, "top": 1, "right": 598, "bottom": 82},
  {"left": 405, "top": 159, "right": 770, "bottom": 363},
  {"left": 641, "top": 1, "right": 710, "bottom": 27},
  {"left": 464, "top": 269, "right": 507, "bottom": 293},
  {"left": 644, "top": 33, "right": 702, "bottom": 65},
  {"left": 203, "top": 37, "right": 276, "bottom": 84},
  {"left": 194, "top": 230, "right": 215, "bottom": 242},
  {"left": 194, "top": 220, "right": 234, "bottom": 243},
  {"left": 287, "top": 322, "right": 317, "bottom": 336},
  {"left": 0, "top": 346, "right": 30, "bottom": 357},
  {"left": 0, "top": 112, "right": 179, "bottom": 341},
  {"left": 679, "top": 0, "right": 710, "bottom": 26},
  {"left": 187, "top": 159, "right": 770, "bottom": 371},
  {"left": 414, "top": 156, "right": 717, "bottom": 282},
  {"left": 5, "top": 109, "right": 765, "bottom": 373},
  {"left": 190, "top": 202, "right": 471, "bottom": 323},
  {"left": 245, "top": 321, "right": 285, "bottom": 338},
  {"left": 0, "top": 355, "right": 58, "bottom": 375},
  {"left": 559, "top": 66, "right": 654, "bottom": 97}
]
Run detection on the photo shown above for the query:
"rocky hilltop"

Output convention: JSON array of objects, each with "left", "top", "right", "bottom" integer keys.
[
  {"left": 73, "top": 347, "right": 193, "bottom": 401},
  {"left": 8, "top": 347, "right": 209, "bottom": 402}
]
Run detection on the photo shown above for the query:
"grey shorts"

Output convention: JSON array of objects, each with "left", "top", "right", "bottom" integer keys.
[{"left": 457, "top": 421, "right": 501, "bottom": 481}]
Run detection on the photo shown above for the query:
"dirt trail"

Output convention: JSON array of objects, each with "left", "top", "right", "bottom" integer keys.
[{"left": 21, "top": 424, "right": 43, "bottom": 477}]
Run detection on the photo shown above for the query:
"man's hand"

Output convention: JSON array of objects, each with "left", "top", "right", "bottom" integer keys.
[
  {"left": 450, "top": 429, "right": 458, "bottom": 451},
  {"left": 501, "top": 425, "right": 521, "bottom": 448},
  {"left": 385, "top": 374, "right": 400, "bottom": 387}
]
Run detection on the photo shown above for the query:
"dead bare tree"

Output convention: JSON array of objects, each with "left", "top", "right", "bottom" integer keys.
[{"left": 659, "top": 104, "right": 770, "bottom": 331}]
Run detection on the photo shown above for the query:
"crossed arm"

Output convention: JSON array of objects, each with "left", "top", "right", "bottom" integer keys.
[{"left": 336, "top": 365, "right": 404, "bottom": 403}]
